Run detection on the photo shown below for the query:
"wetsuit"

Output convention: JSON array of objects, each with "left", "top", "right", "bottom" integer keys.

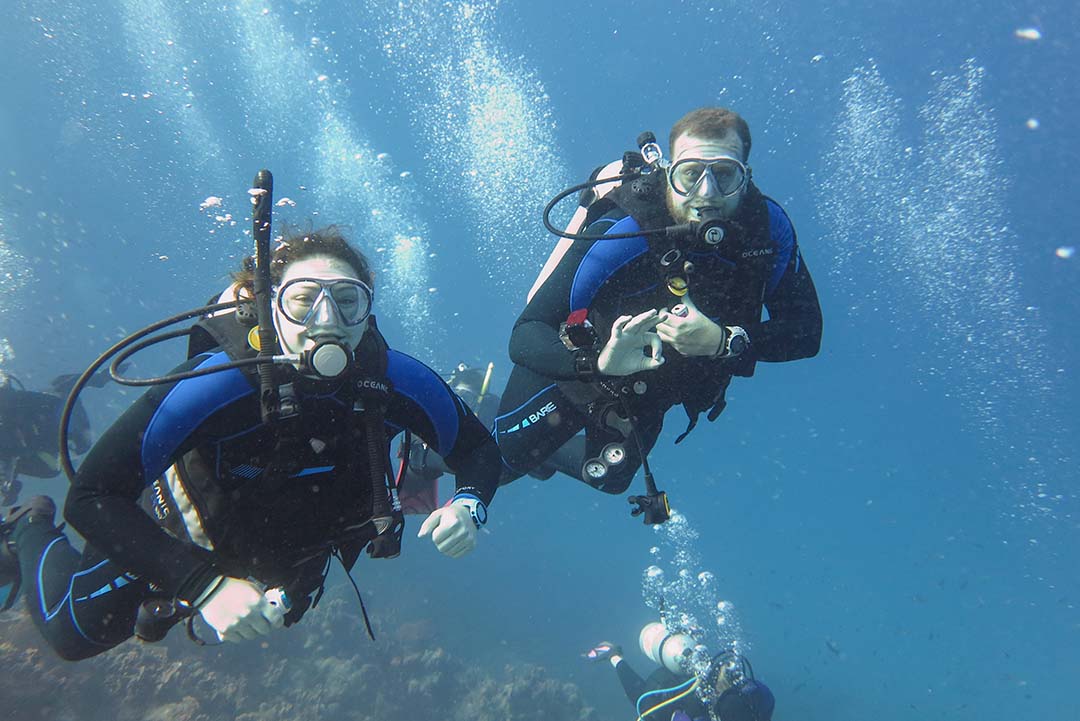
[
  {"left": 615, "top": 661, "right": 708, "bottom": 720},
  {"left": 12, "top": 348, "right": 500, "bottom": 660},
  {"left": 495, "top": 181, "right": 822, "bottom": 492},
  {"left": 0, "top": 382, "right": 91, "bottom": 503},
  {"left": 615, "top": 659, "right": 775, "bottom": 721}
]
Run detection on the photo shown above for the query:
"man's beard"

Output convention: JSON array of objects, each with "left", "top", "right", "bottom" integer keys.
[
  {"left": 665, "top": 190, "right": 690, "bottom": 224},
  {"left": 665, "top": 191, "right": 741, "bottom": 224}
]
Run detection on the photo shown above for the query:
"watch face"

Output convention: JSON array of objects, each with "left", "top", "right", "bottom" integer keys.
[
  {"left": 473, "top": 503, "right": 488, "bottom": 526},
  {"left": 566, "top": 322, "right": 597, "bottom": 349},
  {"left": 729, "top": 334, "right": 749, "bottom": 355}
]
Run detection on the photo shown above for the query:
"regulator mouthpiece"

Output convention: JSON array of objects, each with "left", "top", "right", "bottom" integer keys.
[
  {"left": 695, "top": 207, "right": 727, "bottom": 246},
  {"left": 299, "top": 341, "right": 351, "bottom": 378}
]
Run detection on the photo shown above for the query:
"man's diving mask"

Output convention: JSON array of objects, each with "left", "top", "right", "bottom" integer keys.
[
  {"left": 274, "top": 276, "right": 373, "bottom": 328},
  {"left": 668, "top": 155, "right": 750, "bottom": 198}
]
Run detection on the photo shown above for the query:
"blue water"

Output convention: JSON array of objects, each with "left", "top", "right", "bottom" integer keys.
[{"left": 2, "top": 1, "right": 1078, "bottom": 719}]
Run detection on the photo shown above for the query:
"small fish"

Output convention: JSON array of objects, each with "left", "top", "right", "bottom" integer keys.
[
  {"left": 825, "top": 639, "right": 841, "bottom": 656},
  {"left": 1014, "top": 27, "right": 1042, "bottom": 41}
]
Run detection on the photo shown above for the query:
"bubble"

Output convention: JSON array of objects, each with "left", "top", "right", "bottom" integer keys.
[
  {"left": 0, "top": 209, "right": 31, "bottom": 312},
  {"left": 225, "top": 1, "right": 439, "bottom": 356},
  {"left": 817, "top": 60, "right": 1066, "bottom": 514},
  {"left": 372, "top": 1, "right": 568, "bottom": 290},
  {"left": 642, "top": 513, "right": 746, "bottom": 660}
]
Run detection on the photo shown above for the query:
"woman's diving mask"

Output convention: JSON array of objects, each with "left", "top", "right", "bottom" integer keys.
[
  {"left": 272, "top": 276, "right": 374, "bottom": 378},
  {"left": 275, "top": 276, "right": 373, "bottom": 328}
]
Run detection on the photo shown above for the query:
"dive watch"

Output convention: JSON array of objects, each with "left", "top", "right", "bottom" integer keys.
[
  {"left": 560, "top": 309, "right": 598, "bottom": 350},
  {"left": 452, "top": 492, "right": 488, "bottom": 528},
  {"left": 715, "top": 325, "right": 750, "bottom": 359}
]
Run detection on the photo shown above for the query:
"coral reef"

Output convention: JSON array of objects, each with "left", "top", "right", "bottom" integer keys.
[{"left": 0, "top": 598, "right": 602, "bottom": 721}]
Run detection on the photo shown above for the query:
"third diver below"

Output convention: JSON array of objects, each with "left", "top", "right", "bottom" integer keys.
[{"left": 585, "top": 622, "right": 775, "bottom": 721}]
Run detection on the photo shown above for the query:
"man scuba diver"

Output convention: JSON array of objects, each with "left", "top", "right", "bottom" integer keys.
[
  {"left": 584, "top": 623, "right": 775, "bottom": 721},
  {"left": 0, "top": 210, "right": 502, "bottom": 658},
  {"left": 494, "top": 107, "right": 822, "bottom": 522},
  {"left": 0, "top": 370, "right": 108, "bottom": 505}
]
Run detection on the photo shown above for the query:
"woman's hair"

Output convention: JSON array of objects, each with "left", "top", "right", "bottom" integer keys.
[{"left": 231, "top": 224, "right": 374, "bottom": 297}]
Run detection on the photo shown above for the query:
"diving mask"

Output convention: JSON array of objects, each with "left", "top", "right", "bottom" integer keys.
[
  {"left": 274, "top": 276, "right": 373, "bottom": 328},
  {"left": 668, "top": 156, "right": 749, "bottom": 198}
]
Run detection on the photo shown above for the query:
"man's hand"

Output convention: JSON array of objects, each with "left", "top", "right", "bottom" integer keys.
[
  {"left": 596, "top": 310, "right": 666, "bottom": 376},
  {"left": 655, "top": 295, "right": 725, "bottom": 357}
]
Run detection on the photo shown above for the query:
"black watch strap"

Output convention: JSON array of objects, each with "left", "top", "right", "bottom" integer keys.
[{"left": 573, "top": 350, "right": 598, "bottom": 380}]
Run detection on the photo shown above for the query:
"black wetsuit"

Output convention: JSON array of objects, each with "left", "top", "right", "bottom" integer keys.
[
  {"left": 0, "top": 382, "right": 92, "bottom": 503},
  {"left": 11, "top": 347, "right": 500, "bottom": 660},
  {"left": 615, "top": 661, "right": 707, "bottom": 720},
  {"left": 494, "top": 182, "right": 822, "bottom": 492}
]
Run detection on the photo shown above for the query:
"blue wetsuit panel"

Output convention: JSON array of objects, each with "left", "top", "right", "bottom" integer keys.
[
  {"left": 765, "top": 199, "right": 796, "bottom": 298},
  {"left": 569, "top": 216, "right": 649, "bottom": 311},
  {"left": 386, "top": 350, "right": 459, "bottom": 455},
  {"left": 140, "top": 352, "right": 255, "bottom": 481}
]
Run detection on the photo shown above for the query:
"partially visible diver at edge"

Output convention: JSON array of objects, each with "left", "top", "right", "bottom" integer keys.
[{"left": 0, "top": 369, "right": 113, "bottom": 505}]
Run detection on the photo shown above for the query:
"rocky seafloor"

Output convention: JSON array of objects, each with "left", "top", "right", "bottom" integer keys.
[{"left": 0, "top": 597, "right": 602, "bottom": 721}]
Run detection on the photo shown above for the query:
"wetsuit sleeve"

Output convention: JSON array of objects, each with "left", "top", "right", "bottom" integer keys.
[
  {"left": 615, "top": 659, "right": 650, "bottom": 705},
  {"left": 64, "top": 357, "right": 222, "bottom": 600},
  {"left": 385, "top": 352, "right": 501, "bottom": 507},
  {"left": 741, "top": 205, "right": 823, "bottom": 363},
  {"left": 509, "top": 239, "right": 597, "bottom": 380}
]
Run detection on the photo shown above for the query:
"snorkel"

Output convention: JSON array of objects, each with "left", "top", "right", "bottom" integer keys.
[{"left": 251, "top": 168, "right": 283, "bottom": 424}]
